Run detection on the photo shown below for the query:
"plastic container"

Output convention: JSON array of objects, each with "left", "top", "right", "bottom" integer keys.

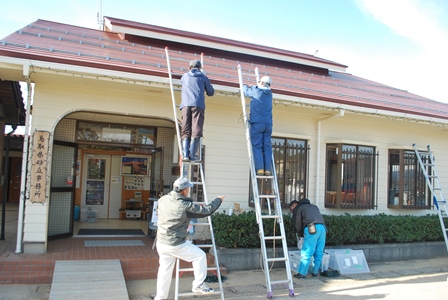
[
  {"left": 289, "top": 250, "right": 329, "bottom": 272},
  {"left": 327, "top": 249, "right": 370, "bottom": 274},
  {"left": 74, "top": 206, "right": 80, "bottom": 221},
  {"left": 81, "top": 209, "right": 98, "bottom": 223}
]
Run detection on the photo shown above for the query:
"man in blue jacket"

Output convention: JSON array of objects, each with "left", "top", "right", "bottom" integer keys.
[
  {"left": 180, "top": 60, "right": 215, "bottom": 161},
  {"left": 243, "top": 76, "right": 273, "bottom": 176}
]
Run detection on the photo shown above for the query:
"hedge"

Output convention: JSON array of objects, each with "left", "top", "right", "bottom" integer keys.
[{"left": 211, "top": 211, "right": 445, "bottom": 248}]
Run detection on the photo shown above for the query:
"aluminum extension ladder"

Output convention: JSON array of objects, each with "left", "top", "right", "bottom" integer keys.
[
  {"left": 165, "top": 47, "right": 225, "bottom": 300},
  {"left": 413, "top": 144, "right": 448, "bottom": 252},
  {"left": 237, "top": 64, "right": 295, "bottom": 299}
]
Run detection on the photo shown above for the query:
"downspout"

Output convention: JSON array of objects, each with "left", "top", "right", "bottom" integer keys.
[
  {"left": 315, "top": 108, "right": 345, "bottom": 208},
  {"left": 16, "top": 64, "right": 32, "bottom": 253}
]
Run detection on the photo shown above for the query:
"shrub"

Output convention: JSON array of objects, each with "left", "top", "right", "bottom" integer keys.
[{"left": 211, "top": 212, "right": 443, "bottom": 248}]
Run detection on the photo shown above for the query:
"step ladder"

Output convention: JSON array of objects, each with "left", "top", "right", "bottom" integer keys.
[
  {"left": 237, "top": 64, "right": 295, "bottom": 299},
  {"left": 413, "top": 144, "right": 448, "bottom": 252},
  {"left": 165, "top": 47, "right": 225, "bottom": 300}
]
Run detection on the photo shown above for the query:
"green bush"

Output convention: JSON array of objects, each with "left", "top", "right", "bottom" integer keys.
[{"left": 211, "top": 212, "right": 444, "bottom": 248}]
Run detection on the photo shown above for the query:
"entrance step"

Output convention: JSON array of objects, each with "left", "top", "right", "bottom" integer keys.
[{"left": 49, "top": 260, "right": 129, "bottom": 300}]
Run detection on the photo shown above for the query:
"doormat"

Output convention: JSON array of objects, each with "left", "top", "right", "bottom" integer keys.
[
  {"left": 84, "top": 240, "right": 145, "bottom": 247},
  {"left": 77, "top": 228, "right": 145, "bottom": 236}
]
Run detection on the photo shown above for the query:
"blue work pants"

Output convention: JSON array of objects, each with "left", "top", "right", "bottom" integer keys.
[
  {"left": 298, "top": 224, "right": 326, "bottom": 275},
  {"left": 250, "top": 122, "right": 272, "bottom": 173}
]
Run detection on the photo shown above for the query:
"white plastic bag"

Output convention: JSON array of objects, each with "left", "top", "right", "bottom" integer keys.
[{"left": 297, "top": 234, "right": 304, "bottom": 250}]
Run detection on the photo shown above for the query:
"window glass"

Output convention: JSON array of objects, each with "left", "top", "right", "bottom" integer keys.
[
  {"left": 388, "top": 149, "right": 430, "bottom": 209},
  {"left": 250, "top": 137, "right": 308, "bottom": 207},
  {"left": 77, "top": 122, "right": 155, "bottom": 145},
  {"left": 325, "top": 144, "right": 376, "bottom": 209}
]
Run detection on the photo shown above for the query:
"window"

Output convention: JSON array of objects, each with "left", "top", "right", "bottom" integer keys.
[
  {"left": 325, "top": 144, "right": 376, "bottom": 209},
  {"left": 77, "top": 121, "right": 156, "bottom": 146},
  {"left": 388, "top": 150, "right": 430, "bottom": 209},
  {"left": 249, "top": 138, "right": 308, "bottom": 207}
]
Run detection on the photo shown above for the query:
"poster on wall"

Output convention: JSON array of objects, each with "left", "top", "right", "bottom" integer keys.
[
  {"left": 120, "top": 156, "right": 149, "bottom": 176},
  {"left": 29, "top": 131, "right": 50, "bottom": 204}
]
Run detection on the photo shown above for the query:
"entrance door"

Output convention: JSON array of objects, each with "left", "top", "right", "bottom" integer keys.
[
  {"left": 81, "top": 155, "right": 110, "bottom": 218},
  {"left": 8, "top": 157, "right": 22, "bottom": 202},
  {"left": 49, "top": 142, "right": 77, "bottom": 240}
]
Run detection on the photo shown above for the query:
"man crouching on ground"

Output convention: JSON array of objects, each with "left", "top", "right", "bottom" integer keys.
[{"left": 154, "top": 177, "right": 225, "bottom": 300}]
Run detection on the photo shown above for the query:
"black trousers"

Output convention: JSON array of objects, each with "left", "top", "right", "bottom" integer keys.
[{"left": 181, "top": 106, "right": 204, "bottom": 139}]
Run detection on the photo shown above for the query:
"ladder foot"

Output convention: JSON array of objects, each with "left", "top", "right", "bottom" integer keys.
[
  {"left": 267, "top": 292, "right": 273, "bottom": 299},
  {"left": 289, "top": 289, "right": 295, "bottom": 297}
]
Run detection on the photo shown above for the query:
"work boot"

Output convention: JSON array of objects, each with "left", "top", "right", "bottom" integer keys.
[
  {"left": 182, "top": 138, "right": 190, "bottom": 161},
  {"left": 189, "top": 137, "right": 201, "bottom": 161}
]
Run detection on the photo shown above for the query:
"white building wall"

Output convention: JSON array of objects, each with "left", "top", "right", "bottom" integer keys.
[{"left": 21, "top": 74, "right": 448, "bottom": 250}]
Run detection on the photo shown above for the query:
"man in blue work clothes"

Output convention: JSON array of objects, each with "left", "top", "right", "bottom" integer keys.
[
  {"left": 180, "top": 60, "right": 214, "bottom": 161},
  {"left": 243, "top": 76, "right": 273, "bottom": 176},
  {"left": 290, "top": 199, "right": 327, "bottom": 278}
]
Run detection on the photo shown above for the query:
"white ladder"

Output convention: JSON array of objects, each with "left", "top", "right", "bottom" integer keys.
[
  {"left": 413, "top": 144, "right": 448, "bottom": 252},
  {"left": 165, "top": 47, "right": 225, "bottom": 300},
  {"left": 237, "top": 64, "right": 295, "bottom": 299}
]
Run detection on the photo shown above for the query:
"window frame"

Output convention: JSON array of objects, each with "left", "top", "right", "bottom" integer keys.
[
  {"left": 248, "top": 137, "right": 309, "bottom": 208},
  {"left": 387, "top": 149, "right": 431, "bottom": 209},
  {"left": 324, "top": 143, "right": 377, "bottom": 209}
]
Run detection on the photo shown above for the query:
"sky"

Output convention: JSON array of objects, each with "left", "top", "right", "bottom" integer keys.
[{"left": 0, "top": 0, "right": 447, "bottom": 106}]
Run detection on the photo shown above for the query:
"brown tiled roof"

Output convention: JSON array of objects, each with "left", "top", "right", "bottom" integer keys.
[{"left": 0, "top": 18, "right": 447, "bottom": 121}]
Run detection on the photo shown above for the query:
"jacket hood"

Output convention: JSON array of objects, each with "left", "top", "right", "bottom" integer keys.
[
  {"left": 296, "top": 198, "right": 311, "bottom": 210},
  {"left": 188, "top": 68, "right": 203, "bottom": 77}
]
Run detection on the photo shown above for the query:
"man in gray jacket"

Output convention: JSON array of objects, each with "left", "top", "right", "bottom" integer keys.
[{"left": 154, "top": 177, "right": 224, "bottom": 300}]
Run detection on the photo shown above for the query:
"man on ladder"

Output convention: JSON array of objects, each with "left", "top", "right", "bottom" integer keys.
[
  {"left": 242, "top": 76, "right": 273, "bottom": 176},
  {"left": 180, "top": 59, "right": 215, "bottom": 162},
  {"left": 153, "top": 177, "right": 225, "bottom": 300},
  {"left": 164, "top": 48, "right": 226, "bottom": 300},
  {"left": 238, "top": 65, "right": 295, "bottom": 299}
]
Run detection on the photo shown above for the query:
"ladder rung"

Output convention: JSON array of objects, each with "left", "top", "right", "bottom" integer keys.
[
  {"left": 267, "top": 257, "right": 287, "bottom": 262},
  {"left": 261, "top": 215, "right": 281, "bottom": 219},
  {"left": 270, "top": 280, "right": 291, "bottom": 285},
  {"left": 264, "top": 236, "right": 284, "bottom": 240},
  {"left": 190, "top": 181, "right": 203, "bottom": 185},
  {"left": 256, "top": 175, "right": 274, "bottom": 178},
  {"left": 259, "top": 195, "right": 277, "bottom": 199},
  {"left": 193, "top": 244, "right": 214, "bottom": 248},
  {"left": 179, "top": 266, "right": 218, "bottom": 272},
  {"left": 191, "top": 222, "right": 210, "bottom": 226}
]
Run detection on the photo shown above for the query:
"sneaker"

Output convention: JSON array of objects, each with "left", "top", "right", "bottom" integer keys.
[
  {"left": 264, "top": 171, "right": 271, "bottom": 176},
  {"left": 256, "top": 170, "right": 265, "bottom": 176},
  {"left": 192, "top": 282, "right": 214, "bottom": 294},
  {"left": 293, "top": 273, "right": 306, "bottom": 279}
]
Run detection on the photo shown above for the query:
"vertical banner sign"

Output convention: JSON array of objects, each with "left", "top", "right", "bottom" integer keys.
[{"left": 29, "top": 131, "right": 50, "bottom": 204}]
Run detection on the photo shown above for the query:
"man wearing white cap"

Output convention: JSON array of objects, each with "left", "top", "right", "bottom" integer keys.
[
  {"left": 154, "top": 177, "right": 225, "bottom": 300},
  {"left": 243, "top": 76, "right": 273, "bottom": 176},
  {"left": 180, "top": 60, "right": 215, "bottom": 161}
]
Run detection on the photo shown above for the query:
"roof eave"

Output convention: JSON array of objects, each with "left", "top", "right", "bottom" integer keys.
[{"left": 103, "top": 16, "right": 347, "bottom": 72}]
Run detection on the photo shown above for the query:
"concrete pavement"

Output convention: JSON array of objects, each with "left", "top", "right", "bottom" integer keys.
[
  {"left": 0, "top": 257, "right": 447, "bottom": 299},
  {"left": 1, "top": 202, "right": 448, "bottom": 299}
]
